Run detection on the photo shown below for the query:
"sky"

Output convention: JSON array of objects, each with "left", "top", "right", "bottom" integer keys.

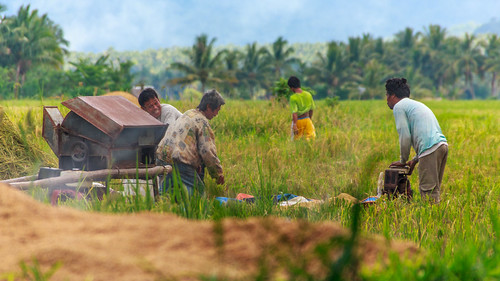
[{"left": 4, "top": 0, "right": 500, "bottom": 53}]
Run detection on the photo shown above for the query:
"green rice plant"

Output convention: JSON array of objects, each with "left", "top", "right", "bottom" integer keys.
[
  {"left": 0, "top": 258, "right": 63, "bottom": 281},
  {"left": 3, "top": 98, "right": 500, "bottom": 280},
  {"left": 325, "top": 204, "right": 362, "bottom": 281},
  {"left": 363, "top": 210, "right": 500, "bottom": 280},
  {"left": 18, "top": 259, "right": 61, "bottom": 281}
]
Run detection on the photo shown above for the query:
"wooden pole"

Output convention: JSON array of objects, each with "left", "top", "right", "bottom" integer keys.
[
  {"left": 0, "top": 174, "right": 38, "bottom": 184},
  {"left": 7, "top": 166, "right": 172, "bottom": 191}
]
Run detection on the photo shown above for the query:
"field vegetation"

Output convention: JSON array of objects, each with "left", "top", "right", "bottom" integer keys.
[
  {"left": 1, "top": 3, "right": 499, "bottom": 280},
  {"left": 0, "top": 98, "right": 498, "bottom": 280}
]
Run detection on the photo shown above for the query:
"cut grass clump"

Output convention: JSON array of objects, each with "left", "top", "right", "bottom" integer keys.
[{"left": 0, "top": 108, "right": 43, "bottom": 179}]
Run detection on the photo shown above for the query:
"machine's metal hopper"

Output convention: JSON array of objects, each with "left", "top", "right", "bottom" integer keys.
[{"left": 43, "top": 96, "right": 167, "bottom": 171}]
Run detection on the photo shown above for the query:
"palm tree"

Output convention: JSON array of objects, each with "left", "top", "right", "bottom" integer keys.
[
  {"left": 308, "top": 41, "right": 351, "bottom": 98},
  {"left": 400, "top": 66, "right": 435, "bottom": 98},
  {"left": 237, "top": 42, "right": 271, "bottom": 99},
  {"left": 388, "top": 27, "right": 420, "bottom": 69},
  {"left": 0, "top": 5, "right": 68, "bottom": 98},
  {"left": 359, "top": 33, "right": 383, "bottom": 62},
  {"left": 358, "top": 59, "right": 389, "bottom": 99},
  {"left": 422, "top": 25, "right": 447, "bottom": 50},
  {"left": 218, "top": 49, "right": 241, "bottom": 98},
  {"left": 453, "top": 33, "right": 481, "bottom": 99},
  {"left": 483, "top": 34, "right": 500, "bottom": 98},
  {"left": 419, "top": 25, "right": 451, "bottom": 92},
  {"left": 168, "top": 34, "right": 225, "bottom": 92},
  {"left": 345, "top": 36, "right": 370, "bottom": 81},
  {"left": 396, "top": 27, "right": 419, "bottom": 50},
  {"left": 266, "top": 36, "right": 298, "bottom": 80},
  {"left": 347, "top": 37, "right": 362, "bottom": 65}
]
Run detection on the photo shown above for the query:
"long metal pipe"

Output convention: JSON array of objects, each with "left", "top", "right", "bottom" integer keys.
[{"left": 6, "top": 165, "right": 172, "bottom": 191}]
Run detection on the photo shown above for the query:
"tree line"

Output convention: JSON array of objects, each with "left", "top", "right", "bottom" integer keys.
[
  {"left": 0, "top": 5, "right": 133, "bottom": 99},
  {"left": 1, "top": 4, "right": 500, "bottom": 100}
]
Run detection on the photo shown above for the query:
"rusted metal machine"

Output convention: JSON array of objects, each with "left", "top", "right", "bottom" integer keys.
[
  {"left": 382, "top": 166, "right": 413, "bottom": 200},
  {"left": 42, "top": 96, "right": 167, "bottom": 171}
]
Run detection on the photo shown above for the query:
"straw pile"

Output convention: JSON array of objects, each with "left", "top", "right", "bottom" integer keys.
[
  {"left": 103, "top": 91, "right": 140, "bottom": 107},
  {"left": 0, "top": 108, "right": 43, "bottom": 180},
  {"left": 0, "top": 184, "right": 419, "bottom": 281}
]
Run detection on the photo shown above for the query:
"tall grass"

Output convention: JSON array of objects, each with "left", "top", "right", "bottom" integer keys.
[{"left": 2, "top": 98, "right": 499, "bottom": 279}]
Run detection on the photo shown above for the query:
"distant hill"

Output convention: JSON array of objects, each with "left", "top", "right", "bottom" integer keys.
[
  {"left": 474, "top": 18, "right": 500, "bottom": 35},
  {"left": 64, "top": 20, "right": 500, "bottom": 73},
  {"left": 447, "top": 22, "right": 481, "bottom": 37}
]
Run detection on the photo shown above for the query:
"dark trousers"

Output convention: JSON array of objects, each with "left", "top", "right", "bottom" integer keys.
[
  {"left": 160, "top": 161, "right": 205, "bottom": 196},
  {"left": 418, "top": 145, "right": 448, "bottom": 203}
]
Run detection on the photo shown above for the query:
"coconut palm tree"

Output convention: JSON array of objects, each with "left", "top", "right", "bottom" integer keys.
[
  {"left": 308, "top": 41, "right": 352, "bottom": 98},
  {"left": 237, "top": 42, "right": 272, "bottom": 99},
  {"left": 387, "top": 27, "right": 420, "bottom": 70},
  {"left": 168, "top": 34, "right": 225, "bottom": 92},
  {"left": 396, "top": 27, "right": 420, "bottom": 50},
  {"left": 358, "top": 59, "right": 389, "bottom": 99},
  {"left": 0, "top": 5, "right": 68, "bottom": 98},
  {"left": 419, "top": 24, "right": 452, "bottom": 92},
  {"left": 266, "top": 36, "right": 298, "bottom": 80},
  {"left": 218, "top": 49, "right": 241, "bottom": 98},
  {"left": 453, "top": 33, "right": 482, "bottom": 99},
  {"left": 482, "top": 34, "right": 500, "bottom": 98}
]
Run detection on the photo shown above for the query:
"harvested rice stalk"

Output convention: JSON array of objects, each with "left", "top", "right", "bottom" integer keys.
[{"left": 0, "top": 108, "right": 52, "bottom": 180}]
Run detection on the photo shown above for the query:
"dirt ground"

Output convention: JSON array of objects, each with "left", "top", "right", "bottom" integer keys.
[{"left": 0, "top": 183, "right": 418, "bottom": 280}]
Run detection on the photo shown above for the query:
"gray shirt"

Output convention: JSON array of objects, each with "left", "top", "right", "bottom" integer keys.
[
  {"left": 159, "top": 104, "right": 181, "bottom": 128},
  {"left": 393, "top": 98, "right": 447, "bottom": 164}
]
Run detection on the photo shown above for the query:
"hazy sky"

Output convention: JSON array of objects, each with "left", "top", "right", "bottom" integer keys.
[{"left": 4, "top": 0, "right": 500, "bottom": 53}]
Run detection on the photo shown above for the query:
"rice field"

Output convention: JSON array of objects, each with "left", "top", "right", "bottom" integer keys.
[{"left": 0, "top": 98, "right": 499, "bottom": 280}]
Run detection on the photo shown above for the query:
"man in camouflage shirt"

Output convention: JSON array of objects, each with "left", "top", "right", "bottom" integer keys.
[{"left": 157, "top": 89, "right": 225, "bottom": 195}]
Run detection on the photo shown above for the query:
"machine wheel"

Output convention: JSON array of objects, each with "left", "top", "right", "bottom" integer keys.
[
  {"left": 70, "top": 141, "right": 88, "bottom": 163},
  {"left": 397, "top": 178, "right": 413, "bottom": 201}
]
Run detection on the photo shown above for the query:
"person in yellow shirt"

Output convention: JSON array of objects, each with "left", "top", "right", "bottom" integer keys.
[{"left": 288, "top": 76, "right": 316, "bottom": 140}]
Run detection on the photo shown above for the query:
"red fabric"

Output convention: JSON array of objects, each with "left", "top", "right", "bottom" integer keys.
[
  {"left": 51, "top": 189, "right": 84, "bottom": 206},
  {"left": 236, "top": 193, "right": 254, "bottom": 200}
]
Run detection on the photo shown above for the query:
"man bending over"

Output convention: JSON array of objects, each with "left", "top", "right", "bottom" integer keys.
[
  {"left": 156, "top": 89, "right": 225, "bottom": 195},
  {"left": 385, "top": 77, "right": 448, "bottom": 203}
]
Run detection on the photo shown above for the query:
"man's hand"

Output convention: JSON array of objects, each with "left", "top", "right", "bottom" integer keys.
[
  {"left": 407, "top": 159, "right": 418, "bottom": 175},
  {"left": 390, "top": 160, "right": 417, "bottom": 175},
  {"left": 390, "top": 161, "right": 406, "bottom": 167},
  {"left": 217, "top": 175, "right": 225, "bottom": 185}
]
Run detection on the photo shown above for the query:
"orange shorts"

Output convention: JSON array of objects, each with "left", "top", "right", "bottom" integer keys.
[{"left": 292, "top": 117, "right": 316, "bottom": 140}]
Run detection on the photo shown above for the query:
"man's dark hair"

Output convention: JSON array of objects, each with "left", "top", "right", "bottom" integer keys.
[
  {"left": 138, "top": 88, "right": 159, "bottom": 107},
  {"left": 198, "top": 89, "right": 225, "bottom": 111},
  {"left": 385, "top": 78, "right": 410, "bottom": 98},
  {"left": 287, "top": 76, "right": 301, "bottom": 89}
]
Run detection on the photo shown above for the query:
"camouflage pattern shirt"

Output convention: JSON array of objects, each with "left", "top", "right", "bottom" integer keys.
[{"left": 156, "top": 109, "right": 223, "bottom": 179}]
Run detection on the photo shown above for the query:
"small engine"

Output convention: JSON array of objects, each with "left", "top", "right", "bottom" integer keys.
[{"left": 382, "top": 166, "right": 413, "bottom": 200}]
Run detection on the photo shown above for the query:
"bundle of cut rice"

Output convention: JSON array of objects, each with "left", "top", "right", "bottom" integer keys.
[{"left": 0, "top": 108, "right": 44, "bottom": 180}]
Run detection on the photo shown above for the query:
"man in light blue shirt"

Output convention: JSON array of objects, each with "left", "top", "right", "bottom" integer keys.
[{"left": 385, "top": 78, "right": 448, "bottom": 203}]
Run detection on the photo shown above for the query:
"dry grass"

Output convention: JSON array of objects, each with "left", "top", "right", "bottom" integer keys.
[{"left": 0, "top": 107, "right": 56, "bottom": 180}]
